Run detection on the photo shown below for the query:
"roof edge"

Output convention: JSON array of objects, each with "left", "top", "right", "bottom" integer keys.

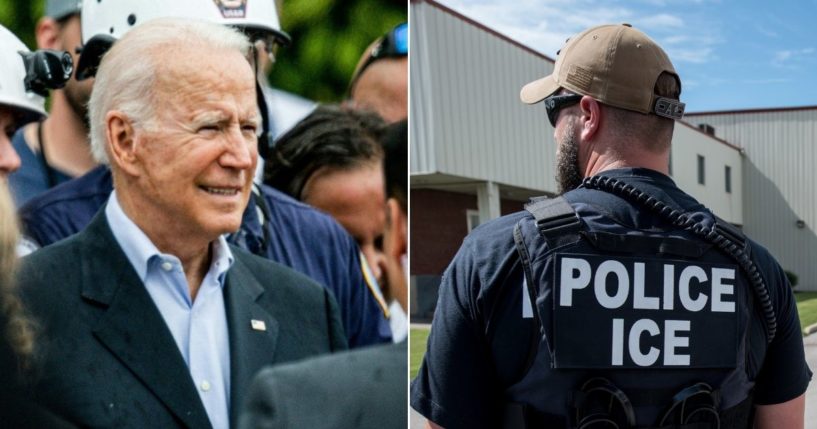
[
  {"left": 413, "top": 0, "right": 555, "bottom": 63},
  {"left": 687, "top": 104, "right": 817, "bottom": 117},
  {"left": 678, "top": 120, "right": 742, "bottom": 152}
]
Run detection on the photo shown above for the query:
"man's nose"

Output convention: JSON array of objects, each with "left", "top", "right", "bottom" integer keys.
[
  {"left": 0, "top": 133, "right": 22, "bottom": 177},
  {"left": 220, "top": 127, "right": 257, "bottom": 170}
]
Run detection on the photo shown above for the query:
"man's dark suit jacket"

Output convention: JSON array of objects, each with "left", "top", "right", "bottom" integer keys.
[
  {"left": 239, "top": 341, "right": 407, "bottom": 429},
  {"left": 17, "top": 210, "right": 348, "bottom": 429}
]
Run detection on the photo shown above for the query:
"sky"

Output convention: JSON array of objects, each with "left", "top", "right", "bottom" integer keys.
[{"left": 436, "top": 0, "right": 817, "bottom": 112}]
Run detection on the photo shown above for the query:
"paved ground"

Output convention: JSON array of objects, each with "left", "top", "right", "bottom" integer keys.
[
  {"left": 410, "top": 334, "right": 817, "bottom": 427},
  {"left": 804, "top": 333, "right": 817, "bottom": 425},
  {"left": 410, "top": 408, "right": 424, "bottom": 429}
]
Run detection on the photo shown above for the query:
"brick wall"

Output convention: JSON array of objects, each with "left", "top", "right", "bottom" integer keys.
[
  {"left": 410, "top": 189, "right": 475, "bottom": 275},
  {"left": 410, "top": 188, "right": 527, "bottom": 275}
]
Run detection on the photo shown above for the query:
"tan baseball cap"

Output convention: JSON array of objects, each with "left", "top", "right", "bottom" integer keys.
[{"left": 520, "top": 23, "right": 685, "bottom": 120}]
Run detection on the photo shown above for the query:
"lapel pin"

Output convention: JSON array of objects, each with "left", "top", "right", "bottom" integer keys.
[{"left": 251, "top": 319, "right": 267, "bottom": 332}]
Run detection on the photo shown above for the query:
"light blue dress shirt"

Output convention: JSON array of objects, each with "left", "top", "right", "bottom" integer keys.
[{"left": 106, "top": 191, "right": 234, "bottom": 429}]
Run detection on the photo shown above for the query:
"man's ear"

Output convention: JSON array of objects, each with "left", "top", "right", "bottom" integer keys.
[
  {"left": 105, "top": 111, "right": 141, "bottom": 176},
  {"left": 385, "top": 198, "right": 407, "bottom": 260},
  {"left": 578, "top": 96, "right": 601, "bottom": 141},
  {"left": 35, "top": 18, "right": 61, "bottom": 50}
]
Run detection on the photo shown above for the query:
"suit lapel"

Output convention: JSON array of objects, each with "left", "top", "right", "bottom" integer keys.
[
  {"left": 224, "top": 255, "right": 280, "bottom": 427},
  {"left": 80, "top": 211, "right": 212, "bottom": 429}
]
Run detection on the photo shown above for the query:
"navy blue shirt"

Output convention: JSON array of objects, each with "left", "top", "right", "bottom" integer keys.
[
  {"left": 19, "top": 165, "right": 392, "bottom": 348},
  {"left": 411, "top": 168, "right": 810, "bottom": 429},
  {"left": 8, "top": 127, "right": 73, "bottom": 206}
]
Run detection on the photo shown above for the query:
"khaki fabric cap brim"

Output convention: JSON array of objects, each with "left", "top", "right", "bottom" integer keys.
[{"left": 520, "top": 74, "right": 559, "bottom": 104}]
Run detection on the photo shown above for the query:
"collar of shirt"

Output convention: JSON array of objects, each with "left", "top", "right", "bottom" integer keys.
[
  {"left": 105, "top": 190, "right": 235, "bottom": 287},
  {"left": 105, "top": 191, "right": 234, "bottom": 429}
]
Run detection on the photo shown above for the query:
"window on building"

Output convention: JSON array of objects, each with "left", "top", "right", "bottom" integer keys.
[
  {"left": 466, "top": 209, "right": 481, "bottom": 232},
  {"left": 725, "top": 165, "right": 732, "bottom": 193},
  {"left": 697, "top": 155, "right": 705, "bottom": 185}
]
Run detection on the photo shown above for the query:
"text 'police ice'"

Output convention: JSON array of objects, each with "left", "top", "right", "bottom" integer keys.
[{"left": 551, "top": 254, "right": 740, "bottom": 369}]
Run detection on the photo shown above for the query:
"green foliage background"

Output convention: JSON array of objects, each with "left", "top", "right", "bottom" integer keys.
[{"left": 0, "top": 0, "right": 407, "bottom": 102}]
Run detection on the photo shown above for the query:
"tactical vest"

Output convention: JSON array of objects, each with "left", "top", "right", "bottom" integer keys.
[{"left": 503, "top": 176, "right": 774, "bottom": 429}]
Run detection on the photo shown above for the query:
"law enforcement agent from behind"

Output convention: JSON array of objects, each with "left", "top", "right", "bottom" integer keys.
[{"left": 411, "top": 23, "right": 810, "bottom": 429}]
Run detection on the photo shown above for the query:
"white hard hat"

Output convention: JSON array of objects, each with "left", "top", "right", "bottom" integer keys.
[
  {"left": 81, "top": 0, "right": 289, "bottom": 46},
  {"left": 77, "top": 0, "right": 289, "bottom": 79},
  {"left": 0, "top": 25, "right": 47, "bottom": 124}
]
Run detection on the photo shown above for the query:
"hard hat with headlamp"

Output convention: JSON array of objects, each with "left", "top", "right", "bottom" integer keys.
[
  {"left": 0, "top": 25, "right": 49, "bottom": 126},
  {"left": 76, "top": 0, "right": 291, "bottom": 159},
  {"left": 76, "top": 0, "right": 290, "bottom": 80}
]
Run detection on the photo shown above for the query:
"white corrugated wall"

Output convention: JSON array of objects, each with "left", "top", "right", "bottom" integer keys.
[
  {"left": 671, "top": 123, "right": 743, "bottom": 225},
  {"left": 410, "top": 0, "right": 556, "bottom": 194},
  {"left": 687, "top": 109, "right": 817, "bottom": 290}
]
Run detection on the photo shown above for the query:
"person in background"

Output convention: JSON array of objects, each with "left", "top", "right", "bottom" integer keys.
[
  {"left": 0, "top": 184, "right": 75, "bottom": 428},
  {"left": 348, "top": 22, "right": 408, "bottom": 123},
  {"left": 8, "top": 0, "right": 94, "bottom": 205},
  {"left": 16, "top": 0, "right": 392, "bottom": 348},
  {"left": 0, "top": 22, "right": 74, "bottom": 427},
  {"left": 254, "top": 38, "right": 316, "bottom": 140},
  {"left": 411, "top": 23, "right": 808, "bottom": 429},
  {"left": 380, "top": 120, "right": 408, "bottom": 341},
  {"left": 17, "top": 19, "right": 346, "bottom": 429},
  {"left": 264, "top": 105, "right": 391, "bottom": 317},
  {"left": 239, "top": 121, "right": 410, "bottom": 429}
]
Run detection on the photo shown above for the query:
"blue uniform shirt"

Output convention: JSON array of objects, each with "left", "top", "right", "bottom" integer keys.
[
  {"left": 7, "top": 127, "right": 72, "bottom": 206},
  {"left": 411, "top": 168, "right": 811, "bottom": 429},
  {"left": 19, "top": 165, "right": 392, "bottom": 347}
]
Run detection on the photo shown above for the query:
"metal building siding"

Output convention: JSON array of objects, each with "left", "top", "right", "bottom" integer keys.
[
  {"left": 670, "top": 125, "right": 743, "bottom": 225},
  {"left": 409, "top": 1, "right": 435, "bottom": 175},
  {"left": 410, "top": 1, "right": 556, "bottom": 193},
  {"left": 688, "top": 109, "right": 817, "bottom": 289}
]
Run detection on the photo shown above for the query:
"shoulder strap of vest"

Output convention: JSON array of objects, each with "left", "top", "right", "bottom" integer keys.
[
  {"left": 510, "top": 196, "right": 581, "bottom": 390},
  {"left": 582, "top": 175, "right": 776, "bottom": 344},
  {"left": 713, "top": 215, "right": 751, "bottom": 257},
  {"left": 524, "top": 196, "right": 582, "bottom": 249}
]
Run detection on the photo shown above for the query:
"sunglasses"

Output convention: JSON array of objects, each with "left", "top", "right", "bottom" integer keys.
[
  {"left": 349, "top": 23, "right": 408, "bottom": 92},
  {"left": 544, "top": 93, "right": 583, "bottom": 127}
]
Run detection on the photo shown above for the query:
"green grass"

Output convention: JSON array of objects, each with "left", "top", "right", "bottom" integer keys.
[
  {"left": 795, "top": 291, "right": 817, "bottom": 334},
  {"left": 410, "top": 327, "right": 430, "bottom": 379}
]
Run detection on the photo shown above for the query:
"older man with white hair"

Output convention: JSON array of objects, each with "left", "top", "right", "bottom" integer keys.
[{"left": 16, "top": 18, "right": 345, "bottom": 429}]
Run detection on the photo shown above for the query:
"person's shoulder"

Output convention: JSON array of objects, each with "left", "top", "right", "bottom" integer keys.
[
  {"left": 20, "top": 230, "right": 85, "bottom": 266},
  {"left": 260, "top": 185, "right": 354, "bottom": 241},
  {"left": 243, "top": 343, "right": 407, "bottom": 429},
  {"left": 16, "top": 231, "right": 87, "bottom": 301},
  {"left": 263, "top": 342, "right": 405, "bottom": 378},
  {"left": 464, "top": 211, "right": 529, "bottom": 251},
  {"left": 444, "top": 211, "right": 529, "bottom": 291},
  {"left": 230, "top": 245, "right": 326, "bottom": 297},
  {"left": 18, "top": 166, "right": 111, "bottom": 216},
  {"left": 261, "top": 184, "right": 318, "bottom": 214}
]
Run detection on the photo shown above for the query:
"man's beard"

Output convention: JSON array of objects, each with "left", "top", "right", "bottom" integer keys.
[
  {"left": 556, "top": 122, "right": 583, "bottom": 194},
  {"left": 63, "top": 82, "right": 91, "bottom": 129}
]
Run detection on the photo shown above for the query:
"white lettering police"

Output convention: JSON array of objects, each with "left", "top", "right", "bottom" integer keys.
[{"left": 559, "top": 256, "right": 736, "bottom": 367}]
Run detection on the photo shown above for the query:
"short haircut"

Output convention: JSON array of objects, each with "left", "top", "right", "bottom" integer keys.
[
  {"left": 264, "top": 104, "right": 386, "bottom": 199},
  {"left": 605, "top": 72, "right": 682, "bottom": 152},
  {"left": 382, "top": 120, "right": 407, "bottom": 212},
  {"left": 88, "top": 18, "right": 251, "bottom": 164}
]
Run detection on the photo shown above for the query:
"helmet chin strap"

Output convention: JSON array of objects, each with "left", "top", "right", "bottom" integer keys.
[
  {"left": 255, "top": 78, "right": 273, "bottom": 160},
  {"left": 251, "top": 44, "right": 274, "bottom": 160}
]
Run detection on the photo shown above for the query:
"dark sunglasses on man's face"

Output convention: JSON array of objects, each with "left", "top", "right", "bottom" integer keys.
[{"left": 544, "top": 93, "right": 583, "bottom": 127}]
